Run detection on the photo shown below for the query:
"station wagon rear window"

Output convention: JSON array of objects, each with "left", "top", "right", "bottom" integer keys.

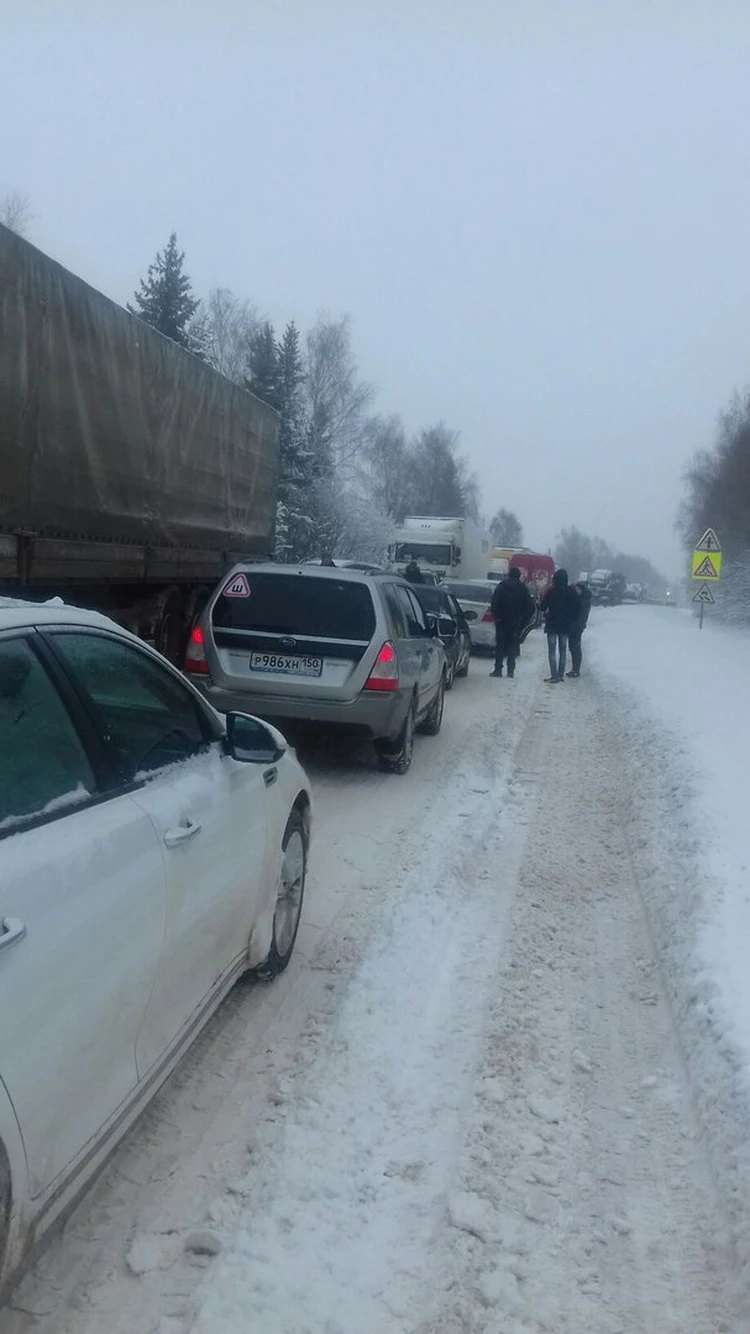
[{"left": 213, "top": 573, "right": 377, "bottom": 641}]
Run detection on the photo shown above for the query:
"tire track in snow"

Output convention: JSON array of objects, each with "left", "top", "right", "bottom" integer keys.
[
  {"left": 418, "top": 679, "right": 743, "bottom": 1334},
  {"left": 186, "top": 732, "right": 536, "bottom": 1334}
]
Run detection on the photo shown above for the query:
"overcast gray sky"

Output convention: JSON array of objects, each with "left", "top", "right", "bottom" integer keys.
[{"left": 5, "top": 0, "right": 750, "bottom": 577}]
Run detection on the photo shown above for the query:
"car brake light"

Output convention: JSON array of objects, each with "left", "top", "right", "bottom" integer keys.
[
  {"left": 364, "top": 640, "right": 399, "bottom": 691},
  {"left": 185, "top": 624, "right": 209, "bottom": 675},
  {"left": 482, "top": 608, "right": 495, "bottom": 622}
]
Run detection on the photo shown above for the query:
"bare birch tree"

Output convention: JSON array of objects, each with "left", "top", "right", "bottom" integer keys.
[{"left": 1, "top": 191, "right": 33, "bottom": 236}]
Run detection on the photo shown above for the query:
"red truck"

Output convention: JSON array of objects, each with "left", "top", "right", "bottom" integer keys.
[{"left": 509, "top": 552, "right": 555, "bottom": 598}]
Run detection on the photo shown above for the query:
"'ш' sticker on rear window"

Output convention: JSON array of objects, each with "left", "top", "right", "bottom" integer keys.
[{"left": 223, "top": 573, "right": 250, "bottom": 598}]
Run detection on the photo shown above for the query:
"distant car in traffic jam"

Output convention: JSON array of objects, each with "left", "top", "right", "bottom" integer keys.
[
  {"left": 186, "top": 565, "right": 452, "bottom": 773},
  {"left": 0, "top": 599, "right": 312, "bottom": 1296}
]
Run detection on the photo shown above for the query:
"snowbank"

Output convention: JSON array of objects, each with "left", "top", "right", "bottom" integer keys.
[{"left": 587, "top": 604, "right": 750, "bottom": 1266}]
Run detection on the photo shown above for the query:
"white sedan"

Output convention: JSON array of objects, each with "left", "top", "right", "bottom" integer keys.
[
  {"left": 0, "top": 600, "right": 311, "bottom": 1295},
  {"left": 442, "top": 580, "right": 497, "bottom": 650}
]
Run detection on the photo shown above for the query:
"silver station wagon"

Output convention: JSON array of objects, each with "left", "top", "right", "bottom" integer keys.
[{"left": 186, "top": 565, "right": 453, "bottom": 773}]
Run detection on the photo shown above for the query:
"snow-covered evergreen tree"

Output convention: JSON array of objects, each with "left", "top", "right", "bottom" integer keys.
[
  {"left": 129, "top": 233, "right": 204, "bottom": 355},
  {"left": 247, "top": 322, "right": 280, "bottom": 409},
  {"left": 274, "top": 322, "right": 317, "bottom": 560}
]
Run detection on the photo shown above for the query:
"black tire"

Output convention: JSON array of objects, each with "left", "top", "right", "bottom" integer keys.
[
  {"left": 455, "top": 652, "right": 470, "bottom": 679},
  {"left": 445, "top": 656, "right": 456, "bottom": 691},
  {"left": 418, "top": 673, "right": 445, "bottom": 736},
  {"left": 376, "top": 699, "right": 416, "bottom": 775},
  {"left": 254, "top": 809, "right": 307, "bottom": 979}
]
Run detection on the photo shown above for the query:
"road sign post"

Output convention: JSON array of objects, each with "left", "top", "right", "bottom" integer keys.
[{"left": 691, "top": 529, "right": 721, "bottom": 629}]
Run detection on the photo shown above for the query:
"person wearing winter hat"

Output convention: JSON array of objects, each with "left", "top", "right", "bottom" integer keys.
[
  {"left": 567, "top": 580, "right": 592, "bottom": 677},
  {"left": 539, "top": 568, "right": 580, "bottom": 682},
  {"left": 489, "top": 568, "right": 535, "bottom": 678}
]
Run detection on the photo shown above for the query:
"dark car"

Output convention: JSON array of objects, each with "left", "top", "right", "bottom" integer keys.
[
  {"left": 187, "top": 565, "right": 454, "bottom": 774},
  {"left": 409, "top": 584, "right": 471, "bottom": 688}
]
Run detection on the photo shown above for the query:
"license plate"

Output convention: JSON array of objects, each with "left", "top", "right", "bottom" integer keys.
[{"left": 250, "top": 652, "right": 323, "bottom": 677}]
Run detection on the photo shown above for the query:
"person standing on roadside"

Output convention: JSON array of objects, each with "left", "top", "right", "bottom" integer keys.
[
  {"left": 540, "top": 567, "right": 579, "bottom": 682},
  {"left": 489, "top": 568, "right": 534, "bottom": 678},
  {"left": 567, "top": 580, "right": 592, "bottom": 678}
]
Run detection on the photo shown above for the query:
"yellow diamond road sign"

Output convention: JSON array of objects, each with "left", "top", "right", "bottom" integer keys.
[{"left": 692, "top": 550, "right": 722, "bottom": 580}]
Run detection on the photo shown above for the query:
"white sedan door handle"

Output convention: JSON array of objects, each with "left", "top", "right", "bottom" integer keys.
[
  {"left": 163, "top": 819, "right": 202, "bottom": 849},
  {"left": 0, "top": 917, "right": 27, "bottom": 953}
]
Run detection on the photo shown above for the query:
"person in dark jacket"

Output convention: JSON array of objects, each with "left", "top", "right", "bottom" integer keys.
[
  {"left": 489, "top": 568, "right": 534, "bottom": 678},
  {"left": 540, "top": 567, "right": 580, "bottom": 682},
  {"left": 567, "top": 581, "right": 592, "bottom": 678},
  {"left": 404, "top": 560, "right": 424, "bottom": 584}
]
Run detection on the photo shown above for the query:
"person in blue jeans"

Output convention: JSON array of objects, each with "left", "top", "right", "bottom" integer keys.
[
  {"left": 567, "top": 580, "right": 592, "bottom": 677},
  {"left": 540, "top": 568, "right": 580, "bottom": 682}
]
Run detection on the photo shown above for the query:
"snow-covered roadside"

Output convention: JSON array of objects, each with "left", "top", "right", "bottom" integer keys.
[
  {"left": 417, "top": 673, "right": 737, "bottom": 1334},
  {"left": 587, "top": 604, "right": 750, "bottom": 1270}
]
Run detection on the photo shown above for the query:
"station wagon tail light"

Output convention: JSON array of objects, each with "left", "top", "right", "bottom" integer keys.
[
  {"left": 364, "top": 640, "right": 399, "bottom": 691},
  {"left": 482, "top": 607, "right": 495, "bottom": 622},
  {"left": 185, "top": 624, "right": 209, "bottom": 675}
]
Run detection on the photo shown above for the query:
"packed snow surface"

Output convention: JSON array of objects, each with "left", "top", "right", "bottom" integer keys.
[
  {"left": 4, "top": 620, "right": 749, "bottom": 1333},
  {"left": 588, "top": 604, "right": 750, "bottom": 1078}
]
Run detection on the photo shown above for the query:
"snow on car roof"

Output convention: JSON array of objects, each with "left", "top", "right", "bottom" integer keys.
[
  {"left": 227, "top": 562, "right": 386, "bottom": 581},
  {"left": 0, "top": 597, "right": 121, "bottom": 633}
]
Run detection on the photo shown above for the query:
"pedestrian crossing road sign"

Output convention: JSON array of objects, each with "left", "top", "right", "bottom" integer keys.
[
  {"left": 691, "top": 550, "right": 722, "bottom": 580},
  {"left": 692, "top": 583, "right": 715, "bottom": 605},
  {"left": 695, "top": 527, "right": 721, "bottom": 553}
]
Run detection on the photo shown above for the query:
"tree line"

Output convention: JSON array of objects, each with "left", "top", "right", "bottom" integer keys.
[
  {"left": 0, "top": 202, "right": 693, "bottom": 584},
  {"left": 678, "top": 391, "right": 750, "bottom": 621},
  {"left": 129, "top": 233, "right": 479, "bottom": 562},
  {"left": 554, "top": 526, "right": 667, "bottom": 594}
]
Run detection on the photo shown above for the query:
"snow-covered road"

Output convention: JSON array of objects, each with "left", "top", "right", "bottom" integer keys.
[{"left": 4, "top": 622, "right": 748, "bottom": 1333}]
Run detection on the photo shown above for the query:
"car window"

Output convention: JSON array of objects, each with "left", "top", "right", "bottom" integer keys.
[
  {"left": 382, "top": 584, "right": 406, "bottom": 638},
  {"left": 446, "top": 595, "right": 469, "bottom": 631},
  {"left": 212, "top": 572, "right": 376, "bottom": 641},
  {"left": 406, "top": 589, "right": 430, "bottom": 633},
  {"left": 53, "top": 633, "right": 211, "bottom": 782},
  {"left": 410, "top": 585, "right": 441, "bottom": 615},
  {"left": 446, "top": 582, "right": 493, "bottom": 604},
  {"left": 396, "top": 586, "right": 428, "bottom": 637},
  {"left": 0, "top": 638, "right": 96, "bottom": 830}
]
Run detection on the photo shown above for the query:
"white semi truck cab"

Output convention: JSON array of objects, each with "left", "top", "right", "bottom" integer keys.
[{"left": 388, "top": 516, "right": 491, "bottom": 581}]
